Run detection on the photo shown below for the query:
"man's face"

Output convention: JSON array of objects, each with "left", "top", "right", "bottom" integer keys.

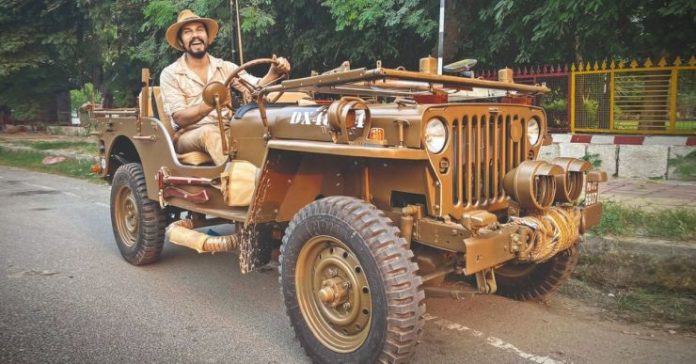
[{"left": 179, "top": 21, "right": 208, "bottom": 59}]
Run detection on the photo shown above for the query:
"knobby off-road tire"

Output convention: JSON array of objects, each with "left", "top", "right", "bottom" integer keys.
[
  {"left": 110, "top": 163, "right": 167, "bottom": 265},
  {"left": 280, "top": 196, "right": 425, "bottom": 364},
  {"left": 495, "top": 246, "right": 579, "bottom": 301}
]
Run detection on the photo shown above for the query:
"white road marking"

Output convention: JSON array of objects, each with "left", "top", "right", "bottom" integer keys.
[
  {"left": 424, "top": 313, "right": 565, "bottom": 364},
  {"left": 24, "top": 182, "right": 56, "bottom": 190},
  {"left": 63, "top": 191, "right": 78, "bottom": 198},
  {"left": 95, "top": 202, "right": 109, "bottom": 208}
]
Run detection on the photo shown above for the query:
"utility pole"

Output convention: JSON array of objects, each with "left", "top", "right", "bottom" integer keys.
[
  {"left": 437, "top": 0, "right": 445, "bottom": 75},
  {"left": 229, "top": 0, "right": 237, "bottom": 63},
  {"left": 228, "top": 0, "right": 244, "bottom": 64}
]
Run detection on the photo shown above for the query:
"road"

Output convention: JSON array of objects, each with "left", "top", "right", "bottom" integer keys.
[{"left": 1, "top": 166, "right": 695, "bottom": 363}]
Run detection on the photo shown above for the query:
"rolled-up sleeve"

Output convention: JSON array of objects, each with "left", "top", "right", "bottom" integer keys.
[
  {"left": 238, "top": 69, "right": 261, "bottom": 85},
  {"left": 159, "top": 67, "right": 188, "bottom": 125}
]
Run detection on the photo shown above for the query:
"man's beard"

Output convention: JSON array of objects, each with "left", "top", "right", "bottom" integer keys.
[{"left": 186, "top": 37, "right": 207, "bottom": 59}]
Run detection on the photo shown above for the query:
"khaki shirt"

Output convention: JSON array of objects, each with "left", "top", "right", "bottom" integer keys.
[{"left": 159, "top": 54, "right": 259, "bottom": 129}]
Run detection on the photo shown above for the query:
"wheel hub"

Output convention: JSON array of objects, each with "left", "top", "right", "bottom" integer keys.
[
  {"left": 295, "top": 236, "right": 372, "bottom": 353},
  {"left": 318, "top": 277, "right": 350, "bottom": 307}
]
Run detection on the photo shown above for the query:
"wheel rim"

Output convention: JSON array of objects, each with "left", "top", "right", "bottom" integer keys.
[
  {"left": 295, "top": 235, "right": 372, "bottom": 353},
  {"left": 114, "top": 185, "right": 139, "bottom": 247}
]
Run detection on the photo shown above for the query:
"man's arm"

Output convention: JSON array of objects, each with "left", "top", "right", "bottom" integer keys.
[
  {"left": 160, "top": 68, "right": 213, "bottom": 129},
  {"left": 171, "top": 103, "right": 214, "bottom": 128},
  {"left": 258, "top": 56, "right": 291, "bottom": 86}
]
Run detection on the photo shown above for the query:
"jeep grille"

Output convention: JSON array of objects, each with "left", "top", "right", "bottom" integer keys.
[{"left": 426, "top": 106, "right": 543, "bottom": 218}]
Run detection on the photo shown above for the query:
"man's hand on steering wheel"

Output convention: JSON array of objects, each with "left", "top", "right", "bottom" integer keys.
[{"left": 262, "top": 55, "right": 291, "bottom": 86}]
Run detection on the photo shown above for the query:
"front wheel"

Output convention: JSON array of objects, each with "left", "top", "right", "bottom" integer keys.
[
  {"left": 110, "top": 163, "right": 166, "bottom": 265},
  {"left": 280, "top": 196, "right": 424, "bottom": 363}
]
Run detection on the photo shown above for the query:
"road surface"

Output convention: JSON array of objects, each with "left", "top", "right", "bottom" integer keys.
[{"left": 1, "top": 166, "right": 694, "bottom": 363}]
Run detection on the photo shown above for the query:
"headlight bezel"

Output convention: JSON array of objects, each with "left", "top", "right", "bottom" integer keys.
[
  {"left": 424, "top": 117, "right": 448, "bottom": 154},
  {"left": 527, "top": 117, "right": 541, "bottom": 145}
]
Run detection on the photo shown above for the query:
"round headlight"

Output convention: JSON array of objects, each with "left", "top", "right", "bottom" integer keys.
[
  {"left": 527, "top": 118, "right": 541, "bottom": 145},
  {"left": 425, "top": 118, "right": 447, "bottom": 153}
]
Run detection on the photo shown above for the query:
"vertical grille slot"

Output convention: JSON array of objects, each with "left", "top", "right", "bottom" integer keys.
[
  {"left": 451, "top": 111, "right": 529, "bottom": 209},
  {"left": 452, "top": 119, "right": 460, "bottom": 206}
]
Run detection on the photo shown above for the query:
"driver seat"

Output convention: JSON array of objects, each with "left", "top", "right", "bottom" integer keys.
[{"left": 144, "top": 87, "right": 214, "bottom": 166}]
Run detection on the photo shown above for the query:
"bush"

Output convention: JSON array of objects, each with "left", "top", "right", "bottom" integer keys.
[{"left": 69, "top": 83, "right": 101, "bottom": 113}]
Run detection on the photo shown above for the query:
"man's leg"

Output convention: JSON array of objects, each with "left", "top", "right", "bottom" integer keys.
[{"left": 175, "top": 124, "right": 228, "bottom": 165}]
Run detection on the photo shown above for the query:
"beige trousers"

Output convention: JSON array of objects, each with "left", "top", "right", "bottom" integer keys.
[{"left": 175, "top": 124, "right": 228, "bottom": 166}]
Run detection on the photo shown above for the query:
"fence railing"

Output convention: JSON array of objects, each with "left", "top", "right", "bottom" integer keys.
[
  {"left": 572, "top": 56, "right": 696, "bottom": 135},
  {"left": 481, "top": 56, "right": 696, "bottom": 135}
]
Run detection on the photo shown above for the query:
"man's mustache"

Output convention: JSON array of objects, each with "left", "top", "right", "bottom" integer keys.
[{"left": 189, "top": 37, "right": 206, "bottom": 47}]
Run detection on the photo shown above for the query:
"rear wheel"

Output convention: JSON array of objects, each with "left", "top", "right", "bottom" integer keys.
[
  {"left": 110, "top": 163, "right": 166, "bottom": 265},
  {"left": 495, "top": 247, "right": 578, "bottom": 300},
  {"left": 280, "top": 196, "right": 424, "bottom": 363}
]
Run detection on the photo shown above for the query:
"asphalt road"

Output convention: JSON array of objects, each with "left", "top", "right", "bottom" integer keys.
[{"left": 1, "top": 165, "right": 695, "bottom": 363}]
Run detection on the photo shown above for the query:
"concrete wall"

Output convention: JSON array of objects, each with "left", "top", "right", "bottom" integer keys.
[
  {"left": 618, "top": 145, "right": 668, "bottom": 178},
  {"left": 541, "top": 143, "right": 695, "bottom": 179}
]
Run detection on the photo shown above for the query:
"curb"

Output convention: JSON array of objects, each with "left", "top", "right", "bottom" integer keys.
[{"left": 552, "top": 133, "right": 696, "bottom": 146}]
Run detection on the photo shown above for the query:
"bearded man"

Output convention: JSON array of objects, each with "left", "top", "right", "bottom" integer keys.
[{"left": 160, "top": 9, "right": 290, "bottom": 166}]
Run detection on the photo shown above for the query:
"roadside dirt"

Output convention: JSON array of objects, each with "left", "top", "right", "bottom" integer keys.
[{"left": 419, "top": 292, "right": 696, "bottom": 363}]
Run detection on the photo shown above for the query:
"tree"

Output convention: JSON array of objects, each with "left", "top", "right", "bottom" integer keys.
[{"left": 0, "top": 0, "right": 87, "bottom": 121}]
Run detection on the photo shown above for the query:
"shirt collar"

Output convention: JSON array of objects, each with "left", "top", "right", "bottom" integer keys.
[{"left": 173, "top": 54, "right": 224, "bottom": 75}]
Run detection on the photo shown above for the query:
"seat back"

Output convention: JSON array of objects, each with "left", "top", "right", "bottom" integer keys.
[
  {"left": 152, "top": 87, "right": 176, "bottom": 139},
  {"left": 138, "top": 74, "right": 213, "bottom": 166}
]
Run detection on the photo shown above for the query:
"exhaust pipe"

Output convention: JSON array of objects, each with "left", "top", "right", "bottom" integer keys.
[{"left": 165, "top": 219, "right": 240, "bottom": 253}]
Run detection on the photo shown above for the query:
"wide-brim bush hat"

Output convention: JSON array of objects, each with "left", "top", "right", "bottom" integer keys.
[{"left": 166, "top": 9, "right": 219, "bottom": 51}]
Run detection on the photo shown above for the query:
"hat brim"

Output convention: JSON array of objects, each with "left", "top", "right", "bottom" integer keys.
[{"left": 166, "top": 17, "right": 219, "bottom": 52}]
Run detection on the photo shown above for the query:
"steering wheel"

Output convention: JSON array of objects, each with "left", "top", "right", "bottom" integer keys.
[
  {"left": 201, "top": 58, "right": 288, "bottom": 137},
  {"left": 202, "top": 58, "right": 288, "bottom": 109},
  {"left": 226, "top": 58, "right": 288, "bottom": 102}
]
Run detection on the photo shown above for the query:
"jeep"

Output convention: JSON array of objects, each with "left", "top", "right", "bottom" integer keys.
[{"left": 90, "top": 58, "right": 606, "bottom": 363}]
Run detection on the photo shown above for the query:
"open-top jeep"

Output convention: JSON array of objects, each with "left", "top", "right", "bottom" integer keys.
[{"left": 90, "top": 58, "right": 606, "bottom": 363}]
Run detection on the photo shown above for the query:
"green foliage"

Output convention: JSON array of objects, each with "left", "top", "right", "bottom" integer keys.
[
  {"left": 1, "top": 0, "right": 695, "bottom": 119},
  {"left": 16, "top": 140, "right": 97, "bottom": 154},
  {"left": 0, "top": 0, "right": 88, "bottom": 120},
  {"left": 540, "top": 98, "right": 567, "bottom": 113},
  {"left": 581, "top": 152, "right": 603, "bottom": 168},
  {"left": 0, "top": 146, "right": 101, "bottom": 182},
  {"left": 615, "top": 288, "right": 696, "bottom": 329},
  {"left": 322, "top": 0, "right": 436, "bottom": 38},
  {"left": 69, "top": 83, "right": 101, "bottom": 113},
  {"left": 592, "top": 201, "right": 696, "bottom": 241},
  {"left": 669, "top": 150, "right": 696, "bottom": 180},
  {"left": 582, "top": 97, "right": 599, "bottom": 127}
]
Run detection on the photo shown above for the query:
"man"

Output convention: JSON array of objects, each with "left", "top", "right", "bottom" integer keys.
[{"left": 160, "top": 9, "right": 290, "bottom": 166}]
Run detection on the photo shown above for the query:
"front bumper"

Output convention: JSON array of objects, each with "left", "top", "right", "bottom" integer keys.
[{"left": 411, "top": 201, "right": 603, "bottom": 275}]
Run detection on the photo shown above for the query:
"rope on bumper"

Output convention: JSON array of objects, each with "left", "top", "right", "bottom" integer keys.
[{"left": 510, "top": 207, "right": 581, "bottom": 262}]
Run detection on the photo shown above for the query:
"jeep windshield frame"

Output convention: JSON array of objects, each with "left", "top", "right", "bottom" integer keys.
[{"left": 261, "top": 67, "right": 549, "bottom": 98}]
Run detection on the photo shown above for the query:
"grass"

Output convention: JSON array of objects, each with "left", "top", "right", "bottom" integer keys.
[
  {"left": 669, "top": 149, "right": 696, "bottom": 180},
  {"left": 560, "top": 280, "right": 696, "bottom": 332},
  {"left": 0, "top": 146, "right": 102, "bottom": 183},
  {"left": 615, "top": 288, "right": 696, "bottom": 329},
  {"left": 591, "top": 200, "right": 696, "bottom": 241},
  {"left": 15, "top": 140, "right": 98, "bottom": 154}
]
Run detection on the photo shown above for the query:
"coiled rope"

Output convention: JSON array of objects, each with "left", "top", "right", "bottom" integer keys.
[{"left": 510, "top": 207, "right": 581, "bottom": 262}]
